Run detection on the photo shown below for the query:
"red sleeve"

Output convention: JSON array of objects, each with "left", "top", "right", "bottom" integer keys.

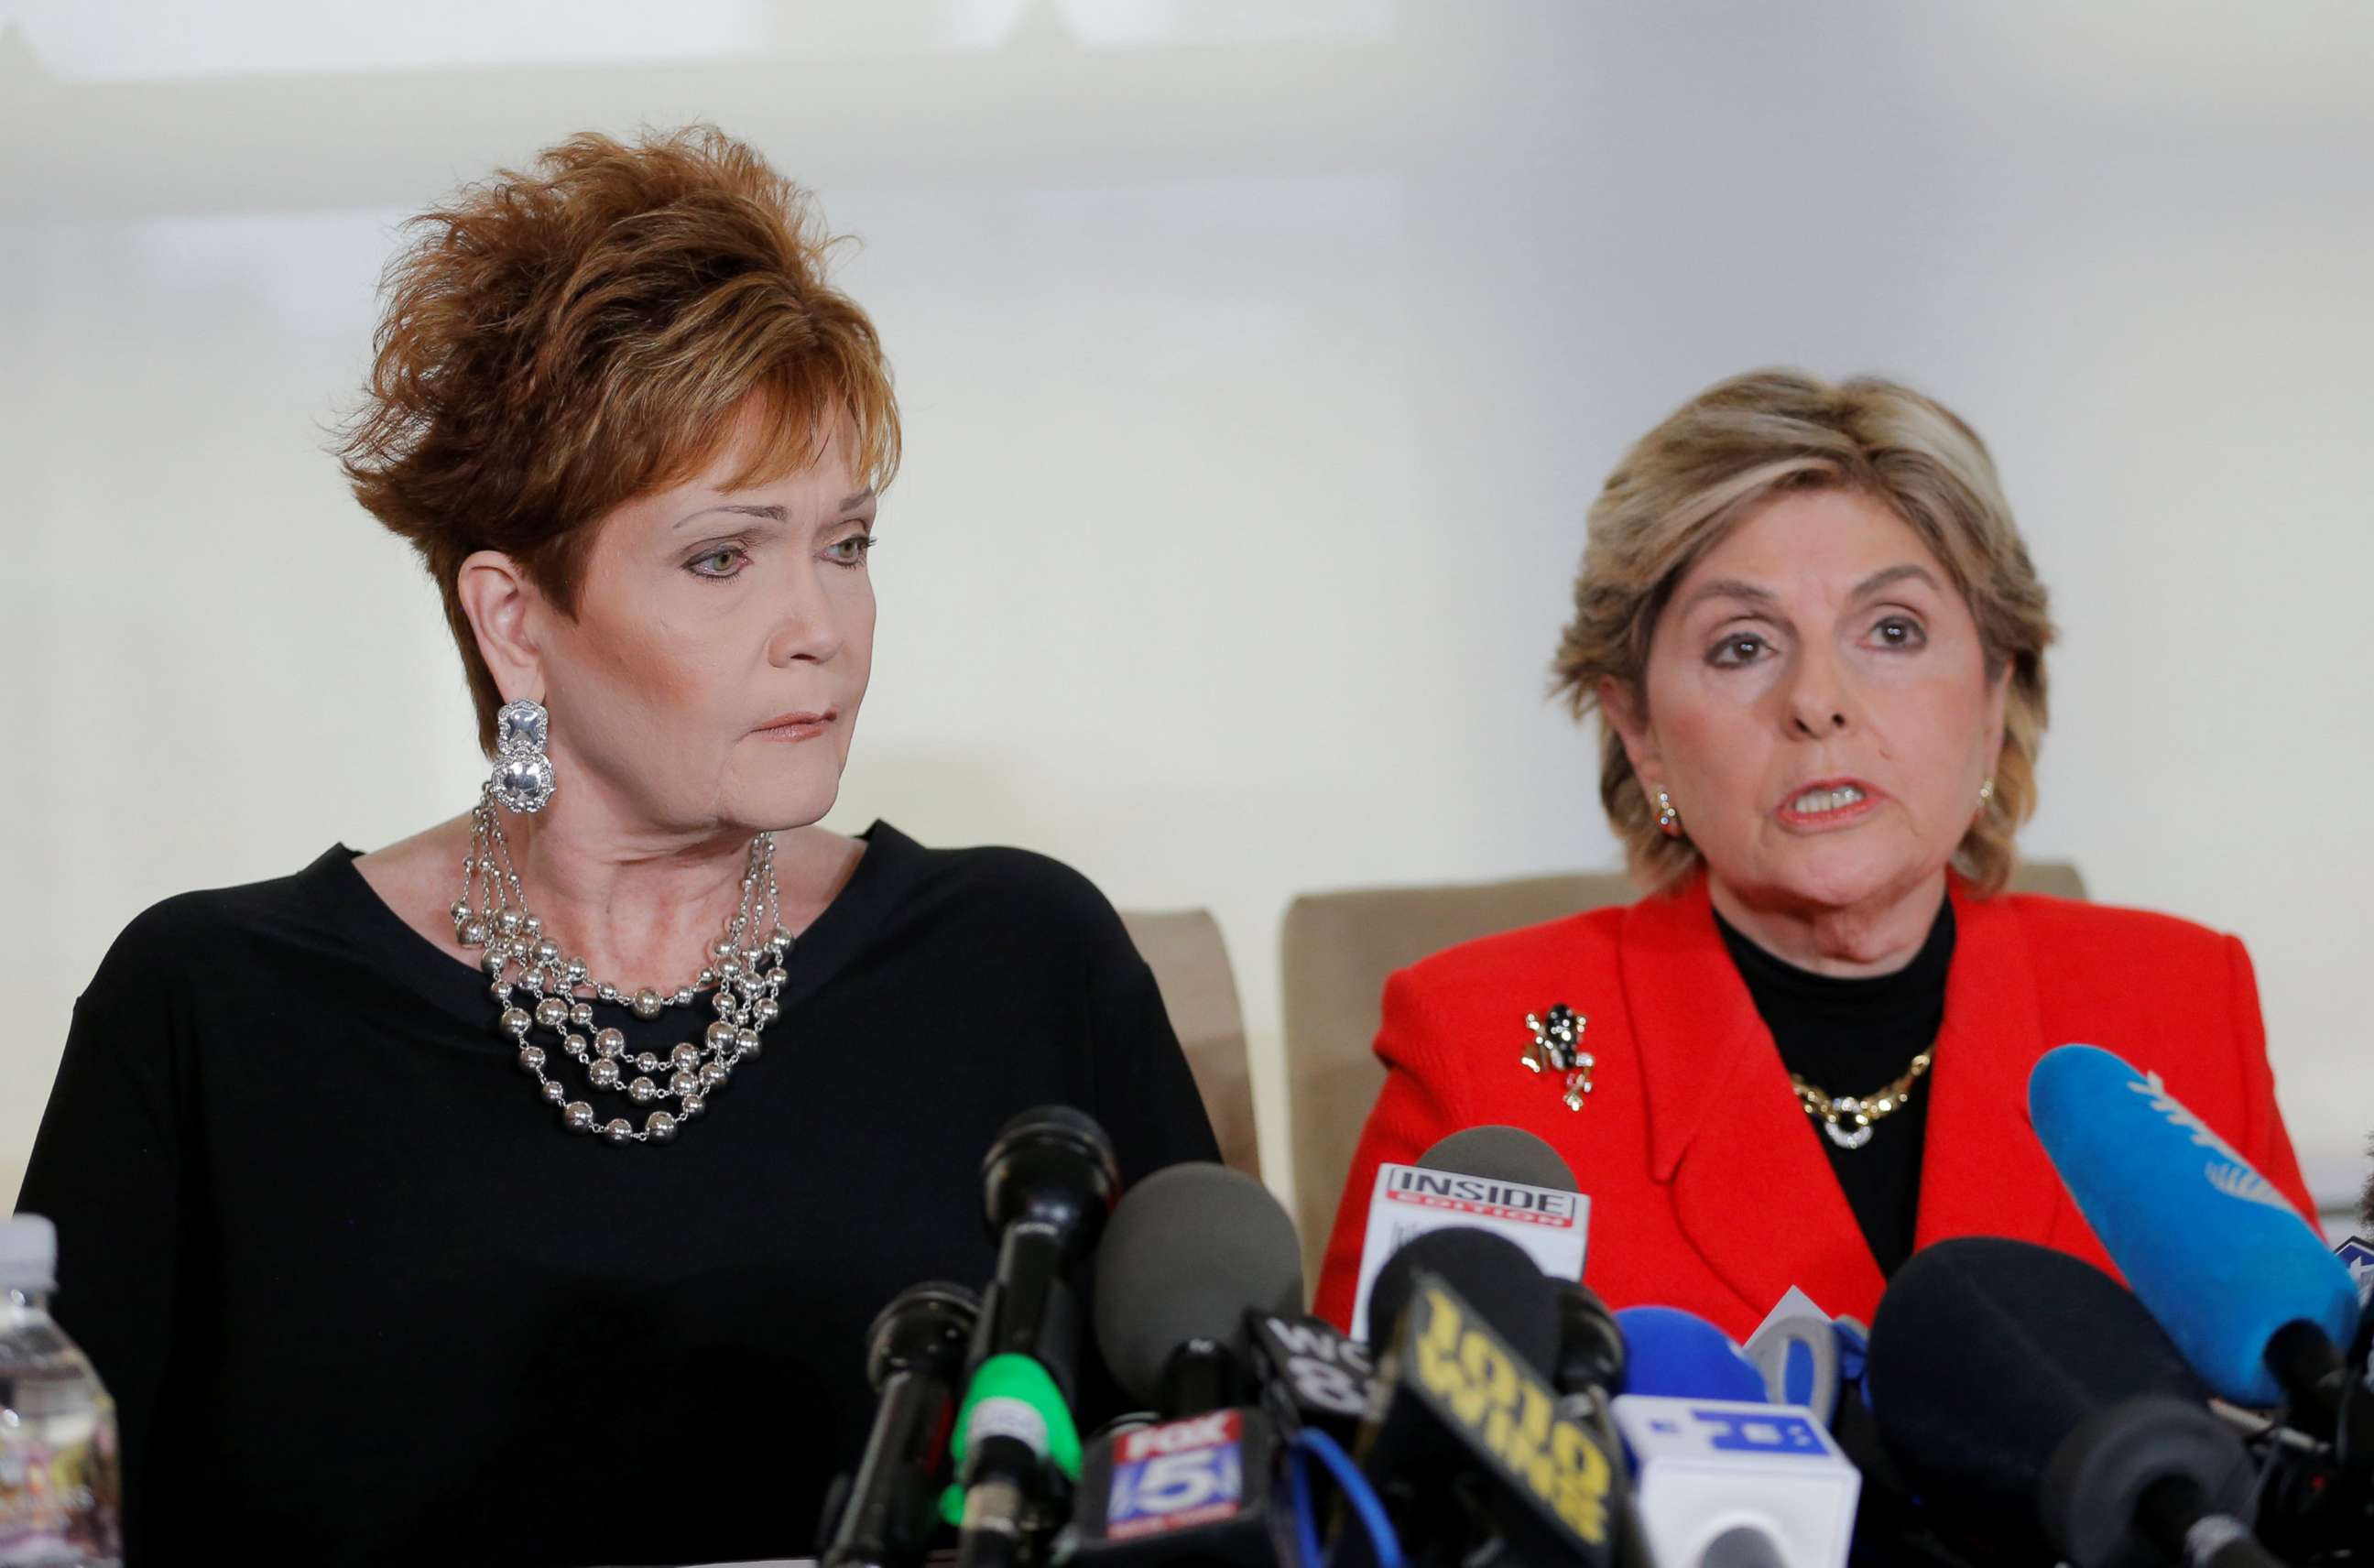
[
  {"left": 1311, "top": 964, "right": 1473, "bottom": 1329},
  {"left": 2223, "top": 934, "right": 2317, "bottom": 1224}
]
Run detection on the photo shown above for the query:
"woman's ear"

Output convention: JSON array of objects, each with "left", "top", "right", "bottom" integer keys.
[
  {"left": 455, "top": 550, "right": 546, "bottom": 702},
  {"left": 1982, "top": 659, "right": 2013, "bottom": 773},
  {"left": 1597, "top": 675, "right": 1662, "bottom": 791}
]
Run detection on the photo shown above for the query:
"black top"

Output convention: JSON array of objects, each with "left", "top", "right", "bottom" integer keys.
[
  {"left": 1713, "top": 897, "right": 1955, "bottom": 1279},
  {"left": 18, "top": 823, "right": 1220, "bottom": 1566}
]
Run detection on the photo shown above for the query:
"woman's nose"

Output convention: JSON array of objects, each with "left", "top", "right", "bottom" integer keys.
[
  {"left": 1784, "top": 648, "right": 1856, "bottom": 737},
  {"left": 767, "top": 568, "right": 844, "bottom": 667}
]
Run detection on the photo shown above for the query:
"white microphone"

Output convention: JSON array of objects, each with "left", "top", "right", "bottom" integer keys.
[
  {"left": 1610, "top": 1396, "right": 1859, "bottom": 1568},
  {"left": 1348, "top": 1126, "right": 1590, "bottom": 1343}
]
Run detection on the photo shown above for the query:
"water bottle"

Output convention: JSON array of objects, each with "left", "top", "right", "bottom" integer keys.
[{"left": 0, "top": 1217, "right": 120, "bottom": 1566}]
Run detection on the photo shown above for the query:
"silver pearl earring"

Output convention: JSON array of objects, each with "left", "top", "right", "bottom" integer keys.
[
  {"left": 490, "top": 698, "right": 557, "bottom": 814},
  {"left": 1655, "top": 789, "right": 1682, "bottom": 838}
]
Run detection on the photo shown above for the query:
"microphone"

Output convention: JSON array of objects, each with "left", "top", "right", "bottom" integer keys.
[
  {"left": 1420, "top": 1125, "right": 1582, "bottom": 1190},
  {"left": 1866, "top": 1235, "right": 2277, "bottom": 1568},
  {"left": 2029, "top": 1045, "right": 2364, "bottom": 1429},
  {"left": 1360, "top": 1260, "right": 1623, "bottom": 1566},
  {"left": 1742, "top": 1288, "right": 1853, "bottom": 1424},
  {"left": 1552, "top": 1278, "right": 1627, "bottom": 1409},
  {"left": 1091, "top": 1162, "right": 1302, "bottom": 1419},
  {"left": 949, "top": 1106, "right": 1120, "bottom": 1568},
  {"left": 1244, "top": 1310, "right": 1374, "bottom": 1446},
  {"left": 1347, "top": 1125, "right": 1589, "bottom": 1342},
  {"left": 1072, "top": 1408, "right": 1284, "bottom": 1568},
  {"left": 1367, "top": 1218, "right": 1661, "bottom": 1567},
  {"left": 1367, "top": 1226, "right": 1563, "bottom": 1377},
  {"left": 1069, "top": 1162, "right": 1299, "bottom": 1565},
  {"left": 1699, "top": 1525, "right": 1790, "bottom": 1568},
  {"left": 1615, "top": 1307, "right": 1769, "bottom": 1405},
  {"left": 1606, "top": 1397, "right": 1859, "bottom": 1568},
  {"left": 1607, "top": 1306, "right": 1856, "bottom": 1568},
  {"left": 822, "top": 1282, "right": 980, "bottom": 1568}
]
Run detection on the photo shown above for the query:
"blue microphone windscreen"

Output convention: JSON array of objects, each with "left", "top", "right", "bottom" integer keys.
[
  {"left": 2028, "top": 1043, "right": 2360, "bottom": 1406},
  {"left": 1614, "top": 1305, "right": 1768, "bottom": 1403},
  {"left": 1831, "top": 1319, "right": 1868, "bottom": 1388},
  {"left": 1780, "top": 1339, "right": 1816, "bottom": 1405}
]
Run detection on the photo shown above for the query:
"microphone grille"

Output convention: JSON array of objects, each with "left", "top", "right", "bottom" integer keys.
[
  {"left": 1416, "top": 1125, "right": 1577, "bottom": 1192},
  {"left": 1866, "top": 1236, "right": 2207, "bottom": 1537},
  {"left": 1093, "top": 1162, "right": 1303, "bottom": 1404},
  {"left": 1367, "top": 1227, "right": 1560, "bottom": 1377}
]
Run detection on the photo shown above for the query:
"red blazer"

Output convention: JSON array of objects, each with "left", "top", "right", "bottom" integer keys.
[{"left": 1312, "top": 874, "right": 2314, "bottom": 1341}]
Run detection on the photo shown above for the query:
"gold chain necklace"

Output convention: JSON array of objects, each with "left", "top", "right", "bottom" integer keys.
[{"left": 1791, "top": 1050, "right": 1933, "bottom": 1150}]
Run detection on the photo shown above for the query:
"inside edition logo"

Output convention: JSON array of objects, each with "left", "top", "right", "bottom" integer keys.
[{"left": 1383, "top": 1168, "right": 1581, "bottom": 1229}]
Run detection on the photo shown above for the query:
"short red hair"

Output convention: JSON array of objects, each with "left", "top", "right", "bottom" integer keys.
[{"left": 337, "top": 125, "right": 900, "bottom": 751}]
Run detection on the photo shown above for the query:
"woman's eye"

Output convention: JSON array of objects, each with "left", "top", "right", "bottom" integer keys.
[
  {"left": 1871, "top": 615, "right": 1926, "bottom": 649},
  {"left": 1708, "top": 632, "right": 1770, "bottom": 667},
  {"left": 827, "top": 535, "right": 875, "bottom": 566},
  {"left": 687, "top": 548, "right": 745, "bottom": 579}
]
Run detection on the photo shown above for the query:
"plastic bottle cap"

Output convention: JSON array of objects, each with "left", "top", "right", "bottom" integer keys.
[{"left": 0, "top": 1214, "right": 59, "bottom": 1291}]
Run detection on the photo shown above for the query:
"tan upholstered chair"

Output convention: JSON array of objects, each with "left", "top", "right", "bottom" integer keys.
[
  {"left": 1120, "top": 909, "right": 1259, "bottom": 1181},
  {"left": 1278, "top": 860, "right": 2086, "bottom": 1286}
]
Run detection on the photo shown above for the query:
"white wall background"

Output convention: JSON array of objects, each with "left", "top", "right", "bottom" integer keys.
[{"left": 5, "top": 0, "right": 2369, "bottom": 1220}]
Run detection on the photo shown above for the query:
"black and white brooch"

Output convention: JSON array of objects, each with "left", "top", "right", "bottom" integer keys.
[{"left": 1522, "top": 1003, "right": 1595, "bottom": 1112}]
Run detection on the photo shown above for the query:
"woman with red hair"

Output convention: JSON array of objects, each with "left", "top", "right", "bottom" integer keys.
[{"left": 23, "top": 126, "right": 1215, "bottom": 1563}]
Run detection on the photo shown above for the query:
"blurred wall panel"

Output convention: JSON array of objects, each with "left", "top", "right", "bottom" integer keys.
[{"left": 4, "top": 0, "right": 2369, "bottom": 1211}]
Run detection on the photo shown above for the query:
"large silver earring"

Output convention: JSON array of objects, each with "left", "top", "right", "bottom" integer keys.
[
  {"left": 490, "top": 698, "right": 557, "bottom": 814},
  {"left": 1655, "top": 789, "right": 1682, "bottom": 839}
]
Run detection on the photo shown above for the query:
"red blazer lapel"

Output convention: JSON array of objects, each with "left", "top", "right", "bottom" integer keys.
[
  {"left": 1912, "top": 878, "right": 2066, "bottom": 1250},
  {"left": 1619, "top": 878, "right": 1887, "bottom": 1325}
]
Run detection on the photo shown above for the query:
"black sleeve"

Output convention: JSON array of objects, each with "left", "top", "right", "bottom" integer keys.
[
  {"left": 1064, "top": 920, "right": 1223, "bottom": 1427},
  {"left": 1085, "top": 942, "right": 1222, "bottom": 1189},
  {"left": 18, "top": 905, "right": 199, "bottom": 1565}
]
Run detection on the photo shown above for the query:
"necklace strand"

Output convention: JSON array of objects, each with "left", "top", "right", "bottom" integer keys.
[
  {"left": 450, "top": 792, "right": 790, "bottom": 1145},
  {"left": 1790, "top": 1050, "right": 1933, "bottom": 1151}
]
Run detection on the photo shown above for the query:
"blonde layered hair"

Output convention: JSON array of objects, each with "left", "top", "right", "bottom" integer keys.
[{"left": 1552, "top": 370, "right": 2054, "bottom": 895}]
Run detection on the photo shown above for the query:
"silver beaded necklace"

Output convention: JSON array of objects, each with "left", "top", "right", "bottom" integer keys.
[{"left": 451, "top": 791, "right": 790, "bottom": 1146}]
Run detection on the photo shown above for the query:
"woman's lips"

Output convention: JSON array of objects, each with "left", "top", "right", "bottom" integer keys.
[
  {"left": 1776, "top": 777, "right": 1881, "bottom": 828},
  {"left": 752, "top": 708, "right": 835, "bottom": 740}
]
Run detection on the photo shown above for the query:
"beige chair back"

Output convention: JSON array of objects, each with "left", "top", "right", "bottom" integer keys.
[
  {"left": 1121, "top": 908, "right": 1259, "bottom": 1180},
  {"left": 1279, "top": 859, "right": 2086, "bottom": 1285}
]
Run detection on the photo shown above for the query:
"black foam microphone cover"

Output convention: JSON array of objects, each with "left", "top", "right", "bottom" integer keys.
[
  {"left": 1867, "top": 1236, "right": 2255, "bottom": 1564},
  {"left": 981, "top": 1104, "right": 1120, "bottom": 1251},
  {"left": 1553, "top": 1279, "right": 1625, "bottom": 1399},
  {"left": 1367, "top": 1226, "right": 1560, "bottom": 1378}
]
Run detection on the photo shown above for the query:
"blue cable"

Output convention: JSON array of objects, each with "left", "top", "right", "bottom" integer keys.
[
  {"left": 1287, "top": 1427, "right": 1403, "bottom": 1568},
  {"left": 1286, "top": 1428, "right": 1326, "bottom": 1568}
]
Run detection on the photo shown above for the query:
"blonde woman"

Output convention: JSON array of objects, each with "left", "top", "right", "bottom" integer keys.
[{"left": 1314, "top": 370, "right": 2311, "bottom": 1338}]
